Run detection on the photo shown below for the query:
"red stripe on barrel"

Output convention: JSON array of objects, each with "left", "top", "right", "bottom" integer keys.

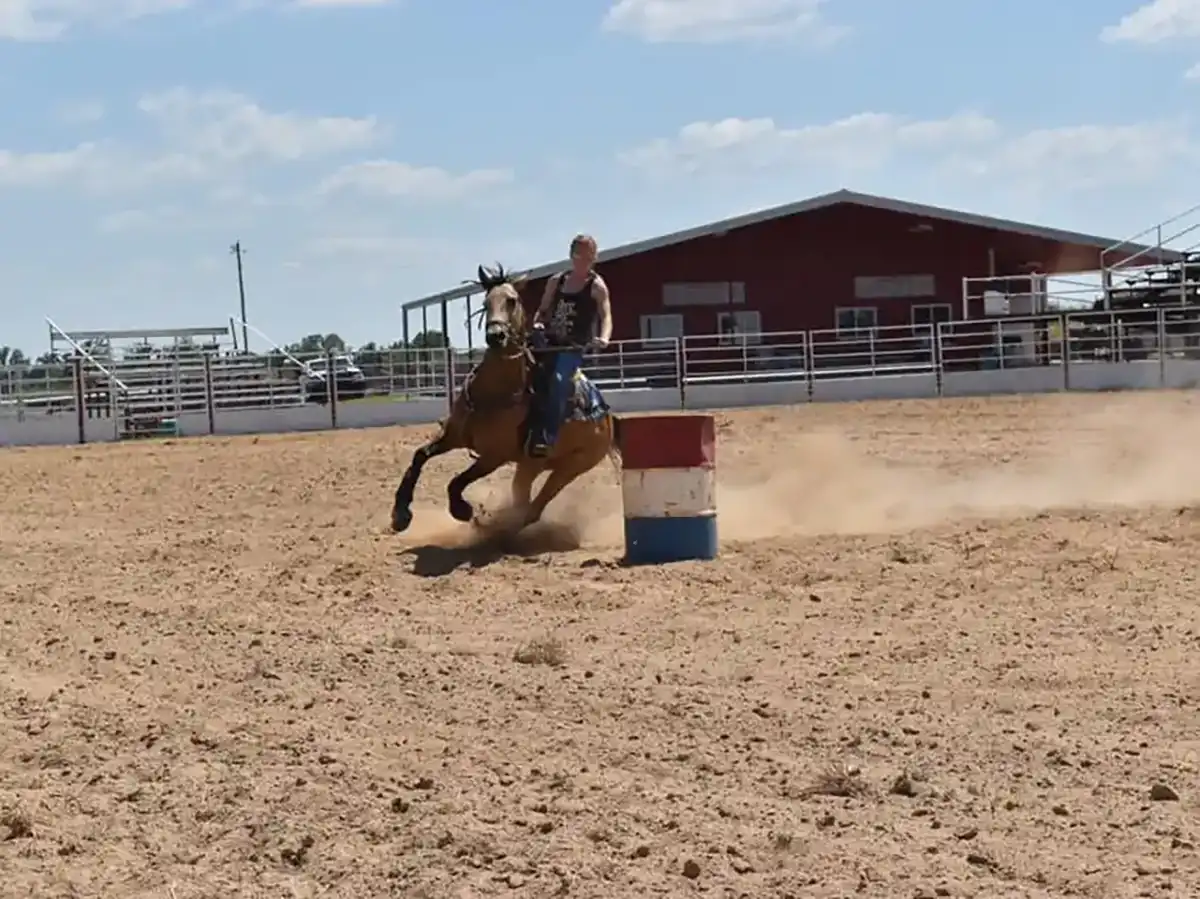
[{"left": 618, "top": 414, "right": 716, "bottom": 470}]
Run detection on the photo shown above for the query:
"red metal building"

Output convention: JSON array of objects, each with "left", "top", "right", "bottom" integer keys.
[{"left": 401, "top": 189, "right": 1175, "bottom": 345}]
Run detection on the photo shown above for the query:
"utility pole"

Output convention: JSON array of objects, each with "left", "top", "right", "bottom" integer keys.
[{"left": 230, "top": 241, "right": 249, "bottom": 354}]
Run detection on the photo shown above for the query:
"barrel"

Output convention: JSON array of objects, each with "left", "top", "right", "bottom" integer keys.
[{"left": 618, "top": 414, "right": 718, "bottom": 565}]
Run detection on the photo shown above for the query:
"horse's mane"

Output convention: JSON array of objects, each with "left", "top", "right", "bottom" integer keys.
[{"left": 478, "top": 262, "right": 528, "bottom": 287}]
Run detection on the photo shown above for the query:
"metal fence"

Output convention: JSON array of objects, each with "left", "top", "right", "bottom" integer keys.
[{"left": 4, "top": 308, "right": 1200, "bottom": 434}]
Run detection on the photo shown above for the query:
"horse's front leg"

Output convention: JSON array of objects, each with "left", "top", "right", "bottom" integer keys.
[
  {"left": 392, "top": 435, "right": 451, "bottom": 532},
  {"left": 447, "top": 456, "right": 504, "bottom": 523}
]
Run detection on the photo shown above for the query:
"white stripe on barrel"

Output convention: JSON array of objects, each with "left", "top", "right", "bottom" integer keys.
[{"left": 621, "top": 467, "right": 716, "bottom": 519}]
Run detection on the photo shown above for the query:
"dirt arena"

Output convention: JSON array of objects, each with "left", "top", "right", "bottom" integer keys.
[{"left": 3, "top": 391, "right": 1200, "bottom": 898}]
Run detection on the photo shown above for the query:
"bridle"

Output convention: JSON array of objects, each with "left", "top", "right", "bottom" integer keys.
[{"left": 461, "top": 303, "right": 535, "bottom": 413}]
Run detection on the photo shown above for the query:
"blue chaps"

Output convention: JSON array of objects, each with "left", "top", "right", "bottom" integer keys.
[{"left": 529, "top": 346, "right": 583, "bottom": 450}]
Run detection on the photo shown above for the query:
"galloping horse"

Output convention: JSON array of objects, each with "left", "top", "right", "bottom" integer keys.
[{"left": 390, "top": 264, "right": 621, "bottom": 534}]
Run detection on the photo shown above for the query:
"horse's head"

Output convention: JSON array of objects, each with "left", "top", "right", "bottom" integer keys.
[{"left": 477, "top": 263, "right": 528, "bottom": 351}]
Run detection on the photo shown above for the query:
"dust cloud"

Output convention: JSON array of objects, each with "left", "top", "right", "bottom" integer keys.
[
  {"left": 401, "top": 394, "right": 1200, "bottom": 553},
  {"left": 718, "top": 395, "right": 1200, "bottom": 540}
]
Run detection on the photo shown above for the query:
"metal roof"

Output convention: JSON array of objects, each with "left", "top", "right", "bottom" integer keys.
[{"left": 401, "top": 188, "right": 1184, "bottom": 312}]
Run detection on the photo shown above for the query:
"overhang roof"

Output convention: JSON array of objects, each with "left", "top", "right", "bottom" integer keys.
[{"left": 401, "top": 188, "right": 1184, "bottom": 312}]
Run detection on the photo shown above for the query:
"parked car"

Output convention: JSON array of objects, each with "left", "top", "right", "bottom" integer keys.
[{"left": 302, "top": 354, "right": 367, "bottom": 403}]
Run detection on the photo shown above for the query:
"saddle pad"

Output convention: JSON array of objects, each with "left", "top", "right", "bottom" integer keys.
[{"left": 567, "top": 371, "right": 610, "bottom": 422}]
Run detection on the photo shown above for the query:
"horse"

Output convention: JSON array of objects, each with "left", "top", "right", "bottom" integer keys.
[{"left": 390, "top": 263, "right": 621, "bottom": 535}]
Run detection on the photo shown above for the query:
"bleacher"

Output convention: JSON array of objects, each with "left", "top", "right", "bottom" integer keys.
[{"left": 47, "top": 324, "right": 304, "bottom": 439}]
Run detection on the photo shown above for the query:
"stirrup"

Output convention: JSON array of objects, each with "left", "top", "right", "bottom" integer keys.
[{"left": 525, "top": 430, "right": 550, "bottom": 457}]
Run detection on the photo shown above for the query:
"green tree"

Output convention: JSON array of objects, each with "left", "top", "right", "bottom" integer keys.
[{"left": 409, "top": 330, "right": 447, "bottom": 349}]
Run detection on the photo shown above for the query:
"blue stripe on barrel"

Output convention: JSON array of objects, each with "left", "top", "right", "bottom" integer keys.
[{"left": 618, "top": 414, "right": 718, "bottom": 565}]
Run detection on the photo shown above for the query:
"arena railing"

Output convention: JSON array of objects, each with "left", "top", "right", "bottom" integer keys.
[
  {"left": 0, "top": 360, "right": 87, "bottom": 419},
  {"left": 10, "top": 307, "right": 1200, "bottom": 436}
]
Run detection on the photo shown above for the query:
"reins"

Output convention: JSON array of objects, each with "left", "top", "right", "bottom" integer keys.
[{"left": 460, "top": 326, "right": 534, "bottom": 413}]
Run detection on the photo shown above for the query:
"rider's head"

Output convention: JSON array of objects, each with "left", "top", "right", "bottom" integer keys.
[{"left": 570, "top": 233, "right": 597, "bottom": 275}]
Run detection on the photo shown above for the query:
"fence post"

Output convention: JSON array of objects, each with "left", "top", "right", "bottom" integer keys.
[
  {"left": 675, "top": 338, "right": 687, "bottom": 410},
  {"left": 933, "top": 323, "right": 944, "bottom": 397},
  {"left": 444, "top": 347, "right": 455, "bottom": 414},
  {"left": 1060, "top": 314, "right": 1071, "bottom": 391},
  {"left": 71, "top": 355, "right": 86, "bottom": 445},
  {"left": 1157, "top": 307, "right": 1167, "bottom": 388},
  {"left": 326, "top": 349, "right": 339, "bottom": 428},
  {"left": 804, "top": 330, "right": 814, "bottom": 401},
  {"left": 203, "top": 352, "right": 216, "bottom": 435}
]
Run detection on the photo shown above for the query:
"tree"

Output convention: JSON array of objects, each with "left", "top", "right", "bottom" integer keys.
[
  {"left": 284, "top": 333, "right": 346, "bottom": 357},
  {"left": 409, "top": 330, "right": 447, "bottom": 349}
]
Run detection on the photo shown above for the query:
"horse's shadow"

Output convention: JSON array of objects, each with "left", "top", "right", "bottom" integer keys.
[{"left": 400, "top": 518, "right": 584, "bottom": 577}]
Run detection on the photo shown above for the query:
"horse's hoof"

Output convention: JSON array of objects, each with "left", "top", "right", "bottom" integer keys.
[
  {"left": 449, "top": 498, "right": 474, "bottom": 523},
  {"left": 391, "top": 506, "right": 413, "bottom": 533}
]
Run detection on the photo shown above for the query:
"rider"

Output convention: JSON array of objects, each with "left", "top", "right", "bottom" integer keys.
[{"left": 526, "top": 233, "right": 612, "bottom": 457}]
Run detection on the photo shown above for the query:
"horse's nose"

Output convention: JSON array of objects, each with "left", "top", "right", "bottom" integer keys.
[{"left": 485, "top": 324, "right": 505, "bottom": 348}]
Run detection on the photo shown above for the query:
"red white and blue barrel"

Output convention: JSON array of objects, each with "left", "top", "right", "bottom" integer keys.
[{"left": 618, "top": 414, "right": 718, "bottom": 565}]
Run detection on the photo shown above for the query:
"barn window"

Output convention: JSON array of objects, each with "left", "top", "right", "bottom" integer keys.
[
  {"left": 835, "top": 306, "right": 877, "bottom": 338},
  {"left": 854, "top": 274, "right": 935, "bottom": 299},
  {"left": 718, "top": 310, "right": 762, "bottom": 345},
  {"left": 662, "top": 282, "right": 746, "bottom": 307},
  {"left": 640, "top": 314, "right": 684, "bottom": 342},
  {"left": 911, "top": 303, "right": 952, "bottom": 334}
]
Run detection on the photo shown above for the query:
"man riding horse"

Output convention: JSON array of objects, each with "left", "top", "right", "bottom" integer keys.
[{"left": 525, "top": 233, "right": 613, "bottom": 457}]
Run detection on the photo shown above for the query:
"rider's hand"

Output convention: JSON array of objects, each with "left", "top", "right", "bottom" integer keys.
[{"left": 590, "top": 336, "right": 609, "bottom": 350}]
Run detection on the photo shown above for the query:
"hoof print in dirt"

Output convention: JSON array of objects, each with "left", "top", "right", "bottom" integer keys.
[
  {"left": 1150, "top": 783, "right": 1179, "bottom": 801},
  {"left": 1, "top": 810, "right": 33, "bottom": 841},
  {"left": 280, "top": 835, "right": 314, "bottom": 867}
]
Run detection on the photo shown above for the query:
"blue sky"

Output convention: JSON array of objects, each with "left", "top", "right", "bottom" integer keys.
[{"left": 2, "top": 0, "right": 1200, "bottom": 355}]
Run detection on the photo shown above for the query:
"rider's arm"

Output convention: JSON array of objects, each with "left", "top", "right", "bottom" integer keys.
[
  {"left": 533, "top": 275, "right": 559, "bottom": 326},
  {"left": 593, "top": 275, "right": 613, "bottom": 344}
]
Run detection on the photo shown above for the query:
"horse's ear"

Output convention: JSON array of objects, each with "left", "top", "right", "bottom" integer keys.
[{"left": 476, "top": 264, "right": 493, "bottom": 290}]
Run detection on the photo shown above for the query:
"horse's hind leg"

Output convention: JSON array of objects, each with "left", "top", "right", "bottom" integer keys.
[
  {"left": 392, "top": 434, "right": 451, "bottom": 532},
  {"left": 447, "top": 456, "right": 503, "bottom": 523},
  {"left": 522, "top": 424, "right": 613, "bottom": 527},
  {"left": 510, "top": 460, "right": 541, "bottom": 515}
]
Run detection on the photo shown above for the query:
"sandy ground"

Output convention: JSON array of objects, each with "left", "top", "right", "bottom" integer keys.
[{"left": 2, "top": 391, "right": 1200, "bottom": 898}]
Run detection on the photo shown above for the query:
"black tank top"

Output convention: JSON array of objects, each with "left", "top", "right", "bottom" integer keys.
[{"left": 546, "top": 270, "right": 598, "bottom": 347}]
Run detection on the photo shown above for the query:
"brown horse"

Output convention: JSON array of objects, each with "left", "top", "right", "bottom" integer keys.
[{"left": 390, "top": 263, "right": 620, "bottom": 535}]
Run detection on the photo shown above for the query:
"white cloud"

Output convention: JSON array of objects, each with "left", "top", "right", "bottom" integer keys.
[
  {"left": 97, "top": 207, "right": 161, "bottom": 232},
  {"left": 317, "top": 160, "right": 513, "bottom": 200},
  {"left": 0, "top": 0, "right": 190, "bottom": 40},
  {"left": 137, "top": 88, "right": 381, "bottom": 162},
  {"left": 1100, "top": 0, "right": 1200, "bottom": 44},
  {"left": 602, "top": 0, "right": 845, "bottom": 44},
  {"left": 55, "top": 99, "right": 105, "bottom": 124},
  {"left": 0, "top": 142, "right": 101, "bottom": 186},
  {"left": 0, "top": 89, "right": 381, "bottom": 193},
  {"left": 305, "top": 235, "right": 444, "bottom": 258},
  {"left": 1187, "top": 60, "right": 1200, "bottom": 78},
  {"left": 0, "top": 0, "right": 397, "bottom": 41},
  {"left": 618, "top": 112, "right": 1200, "bottom": 192},
  {"left": 619, "top": 112, "right": 999, "bottom": 173},
  {"left": 950, "top": 120, "right": 1198, "bottom": 190}
]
